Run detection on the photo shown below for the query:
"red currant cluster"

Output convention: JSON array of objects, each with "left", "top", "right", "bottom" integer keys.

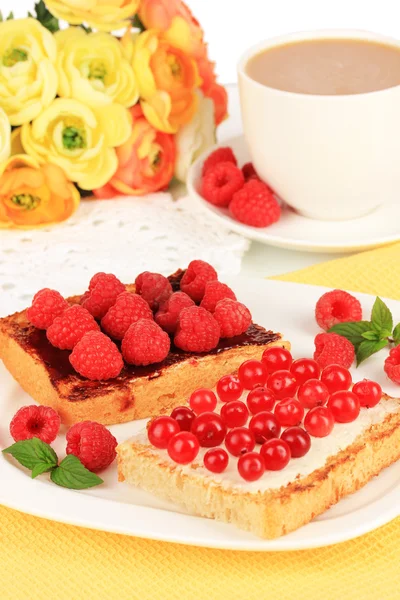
[{"left": 147, "top": 347, "right": 383, "bottom": 482}]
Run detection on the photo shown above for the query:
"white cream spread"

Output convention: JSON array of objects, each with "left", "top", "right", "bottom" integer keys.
[{"left": 131, "top": 396, "right": 400, "bottom": 494}]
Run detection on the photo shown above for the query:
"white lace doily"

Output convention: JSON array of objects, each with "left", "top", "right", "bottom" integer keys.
[{"left": 0, "top": 193, "right": 249, "bottom": 316}]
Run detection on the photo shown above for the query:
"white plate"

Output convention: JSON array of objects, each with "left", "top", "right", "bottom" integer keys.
[
  {"left": 188, "top": 89, "right": 400, "bottom": 253},
  {"left": 1, "top": 279, "right": 400, "bottom": 551}
]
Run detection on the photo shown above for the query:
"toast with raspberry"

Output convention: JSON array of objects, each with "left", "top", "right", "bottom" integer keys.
[
  {"left": 117, "top": 394, "right": 400, "bottom": 539},
  {"left": 0, "top": 273, "right": 289, "bottom": 426}
]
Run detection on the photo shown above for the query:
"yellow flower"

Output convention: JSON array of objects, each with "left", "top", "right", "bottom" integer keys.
[
  {"left": 21, "top": 98, "right": 132, "bottom": 190},
  {"left": 130, "top": 30, "right": 200, "bottom": 134},
  {"left": 45, "top": 0, "right": 140, "bottom": 32},
  {"left": 0, "top": 154, "right": 79, "bottom": 229},
  {"left": 0, "top": 18, "right": 58, "bottom": 125},
  {"left": 56, "top": 27, "right": 138, "bottom": 108},
  {"left": 0, "top": 107, "right": 11, "bottom": 163}
]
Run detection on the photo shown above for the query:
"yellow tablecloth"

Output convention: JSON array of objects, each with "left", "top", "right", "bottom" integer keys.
[{"left": 2, "top": 242, "right": 400, "bottom": 600}]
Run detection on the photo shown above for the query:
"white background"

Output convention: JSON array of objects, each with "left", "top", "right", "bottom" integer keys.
[{"left": 6, "top": 0, "right": 400, "bottom": 83}]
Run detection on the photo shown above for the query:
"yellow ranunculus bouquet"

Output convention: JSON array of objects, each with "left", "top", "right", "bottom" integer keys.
[{"left": 0, "top": 0, "right": 227, "bottom": 228}]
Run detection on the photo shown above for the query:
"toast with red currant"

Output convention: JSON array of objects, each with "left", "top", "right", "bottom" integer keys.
[{"left": 0, "top": 268, "right": 289, "bottom": 426}]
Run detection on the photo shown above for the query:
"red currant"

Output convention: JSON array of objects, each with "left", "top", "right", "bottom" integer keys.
[
  {"left": 290, "top": 358, "right": 320, "bottom": 385},
  {"left": 260, "top": 439, "right": 291, "bottom": 471},
  {"left": 267, "top": 370, "right": 297, "bottom": 400},
  {"left": 170, "top": 406, "right": 196, "bottom": 432},
  {"left": 238, "top": 360, "right": 267, "bottom": 390},
  {"left": 281, "top": 427, "right": 311, "bottom": 458},
  {"left": 304, "top": 406, "right": 334, "bottom": 437},
  {"left": 167, "top": 431, "right": 200, "bottom": 464},
  {"left": 246, "top": 387, "right": 275, "bottom": 414},
  {"left": 216, "top": 375, "right": 243, "bottom": 402},
  {"left": 189, "top": 388, "right": 217, "bottom": 414},
  {"left": 249, "top": 411, "right": 281, "bottom": 444},
  {"left": 327, "top": 391, "right": 360, "bottom": 423},
  {"left": 220, "top": 400, "right": 249, "bottom": 428},
  {"left": 191, "top": 412, "right": 227, "bottom": 447},
  {"left": 262, "top": 347, "right": 292, "bottom": 374},
  {"left": 298, "top": 378, "right": 329, "bottom": 409},
  {"left": 237, "top": 452, "right": 265, "bottom": 482},
  {"left": 148, "top": 416, "right": 180, "bottom": 449},
  {"left": 204, "top": 448, "right": 229, "bottom": 473},
  {"left": 320, "top": 364, "right": 352, "bottom": 394},
  {"left": 225, "top": 427, "right": 255, "bottom": 456},
  {"left": 274, "top": 397, "right": 304, "bottom": 427},
  {"left": 352, "top": 379, "right": 382, "bottom": 408}
]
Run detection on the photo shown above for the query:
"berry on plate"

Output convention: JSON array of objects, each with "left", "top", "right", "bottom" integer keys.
[
  {"left": 238, "top": 359, "right": 268, "bottom": 390},
  {"left": 180, "top": 260, "right": 218, "bottom": 302},
  {"left": 70, "top": 331, "right": 123, "bottom": 380},
  {"left": 82, "top": 273, "right": 125, "bottom": 319},
  {"left": 304, "top": 406, "right": 334, "bottom": 438},
  {"left": 241, "top": 162, "right": 259, "bottom": 181},
  {"left": 297, "top": 379, "right": 329, "bottom": 409},
  {"left": 200, "top": 281, "right": 236, "bottom": 312},
  {"left": 249, "top": 411, "right": 281, "bottom": 444},
  {"left": 260, "top": 439, "right": 291, "bottom": 471},
  {"left": 315, "top": 289, "right": 362, "bottom": 331},
  {"left": 170, "top": 406, "right": 196, "bottom": 432},
  {"left": 155, "top": 292, "right": 194, "bottom": 333},
  {"left": 225, "top": 427, "right": 255, "bottom": 456},
  {"left": 267, "top": 369, "right": 298, "bottom": 400},
  {"left": 191, "top": 412, "right": 227, "bottom": 448},
  {"left": 290, "top": 358, "right": 320, "bottom": 386},
  {"left": 47, "top": 305, "right": 99, "bottom": 350},
  {"left": 314, "top": 332, "right": 355, "bottom": 369},
  {"left": 27, "top": 288, "right": 68, "bottom": 330},
  {"left": 148, "top": 416, "right": 180, "bottom": 449},
  {"left": 280, "top": 427, "right": 311, "bottom": 458},
  {"left": 201, "top": 161, "right": 244, "bottom": 207},
  {"left": 66, "top": 420, "right": 118, "bottom": 472},
  {"left": 230, "top": 179, "right": 281, "bottom": 228},
  {"left": 220, "top": 400, "right": 249, "bottom": 428},
  {"left": 122, "top": 319, "right": 170, "bottom": 366},
  {"left": 237, "top": 452, "right": 265, "bottom": 482},
  {"left": 202, "top": 147, "right": 237, "bottom": 177},
  {"left": 262, "top": 347, "right": 293, "bottom": 374},
  {"left": 216, "top": 374, "right": 243, "bottom": 402},
  {"left": 174, "top": 306, "right": 220, "bottom": 352},
  {"left": 204, "top": 448, "right": 229, "bottom": 473},
  {"left": 213, "top": 298, "right": 252, "bottom": 338},
  {"left": 274, "top": 397, "right": 304, "bottom": 427},
  {"left": 101, "top": 292, "right": 153, "bottom": 340},
  {"left": 246, "top": 387, "right": 275, "bottom": 414},
  {"left": 320, "top": 364, "right": 352, "bottom": 394},
  {"left": 167, "top": 432, "right": 200, "bottom": 465},
  {"left": 384, "top": 346, "right": 400, "bottom": 384},
  {"left": 10, "top": 405, "right": 61, "bottom": 444},
  {"left": 189, "top": 388, "right": 218, "bottom": 414},
  {"left": 352, "top": 379, "right": 382, "bottom": 408},
  {"left": 327, "top": 391, "right": 360, "bottom": 423},
  {"left": 135, "top": 271, "right": 172, "bottom": 312}
]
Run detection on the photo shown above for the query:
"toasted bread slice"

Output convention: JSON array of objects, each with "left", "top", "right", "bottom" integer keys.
[
  {"left": 0, "top": 274, "right": 289, "bottom": 426},
  {"left": 117, "top": 395, "right": 400, "bottom": 539}
]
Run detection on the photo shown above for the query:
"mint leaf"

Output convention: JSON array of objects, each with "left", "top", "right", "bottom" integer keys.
[
  {"left": 371, "top": 297, "right": 393, "bottom": 336},
  {"left": 50, "top": 455, "right": 103, "bottom": 490},
  {"left": 393, "top": 323, "right": 400, "bottom": 344},
  {"left": 3, "top": 438, "right": 58, "bottom": 473},
  {"left": 328, "top": 321, "right": 372, "bottom": 348},
  {"left": 361, "top": 331, "right": 380, "bottom": 341},
  {"left": 356, "top": 339, "right": 389, "bottom": 366}
]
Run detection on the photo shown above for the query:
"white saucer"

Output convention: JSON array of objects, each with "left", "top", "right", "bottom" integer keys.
[{"left": 187, "top": 132, "right": 400, "bottom": 254}]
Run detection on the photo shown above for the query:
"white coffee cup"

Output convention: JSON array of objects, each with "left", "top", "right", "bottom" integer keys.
[{"left": 238, "top": 30, "right": 400, "bottom": 221}]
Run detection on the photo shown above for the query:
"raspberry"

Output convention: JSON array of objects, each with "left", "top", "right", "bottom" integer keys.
[
  {"left": 155, "top": 292, "right": 195, "bottom": 333},
  {"left": 200, "top": 281, "right": 236, "bottom": 312},
  {"left": 27, "top": 288, "right": 68, "bottom": 330},
  {"left": 101, "top": 292, "right": 153, "bottom": 340},
  {"left": 135, "top": 271, "right": 172, "bottom": 311},
  {"left": 314, "top": 332, "right": 355, "bottom": 369},
  {"left": 10, "top": 405, "right": 61, "bottom": 444},
  {"left": 315, "top": 289, "right": 363, "bottom": 331},
  {"left": 70, "top": 331, "right": 123, "bottom": 380},
  {"left": 66, "top": 421, "right": 117, "bottom": 472},
  {"left": 242, "top": 162, "right": 259, "bottom": 181},
  {"left": 122, "top": 319, "right": 170, "bottom": 366},
  {"left": 230, "top": 179, "right": 281, "bottom": 228},
  {"left": 384, "top": 346, "right": 400, "bottom": 383},
  {"left": 213, "top": 299, "right": 252, "bottom": 338},
  {"left": 47, "top": 305, "right": 100, "bottom": 350},
  {"left": 202, "top": 147, "right": 237, "bottom": 176},
  {"left": 82, "top": 274, "right": 125, "bottom": 319},
  {"left": 174, "top": 306, "right": 220, "bottom": 352},
  {"left": 201, "top": 162, "right": 244, "bottom": 207},
  {"left": 180, "top": 259, "right": 218, "bottom": 302}
]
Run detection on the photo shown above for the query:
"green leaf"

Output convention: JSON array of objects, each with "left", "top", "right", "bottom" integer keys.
[
  {"left": 328, "top": 321, "right": 372, "bottom": 348},
  {"left": 361, "top": 330, "right": 380, "bottom": 341},
  {"left": 356, "top": 339, "right": 389, "bottom": 366},
  {"left": 371, "top": 297, "right": 393, "bottom": 336},
  {"left": 30, "top": 0, "right": 60, "bottom": 33},
  {"left": 0, "top": 10, "right": 14, "bottom": 21},
  {"left": 3, "top": 438, "right": 58, "bottom": 473},
  {"left": 131, "top": 14, "right": 145, "bottom": 31},
  {"left": 50, "top": 455, "right": 103, "bottom": 490},
  {"left": 393, "top": 323, "right": 400, "bottom": 344}
]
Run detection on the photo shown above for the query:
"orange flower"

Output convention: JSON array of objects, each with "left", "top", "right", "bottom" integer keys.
[
  {"left": 138, "top": 0, "right": 228, "bottom": 125},
  {"left": 93, "top": 105, "right": 176, "bottom": 198},
  {"left": 0, "top": 155, "right": 79, "bottom": 229}
]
